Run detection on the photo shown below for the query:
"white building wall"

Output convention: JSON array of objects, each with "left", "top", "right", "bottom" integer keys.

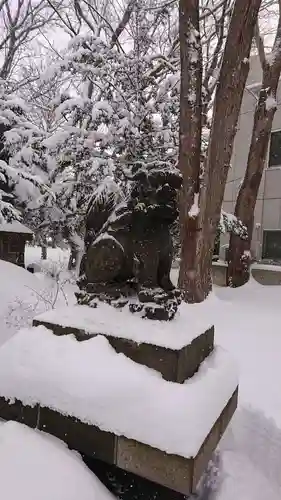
[{"left": 222, "top": 55, "right": 281, "bottom": 260}]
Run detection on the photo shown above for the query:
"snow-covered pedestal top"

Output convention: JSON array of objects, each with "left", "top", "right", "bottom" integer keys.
[
  {"left": 34, "top": 301, "right": 213, "bottom": 350},
  {"left": 0, "top": 326, "right": 238, "bottom": 459}
]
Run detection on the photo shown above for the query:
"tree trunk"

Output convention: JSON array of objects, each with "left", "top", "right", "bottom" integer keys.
[
  {"left": 178, "top": 0, "right": 203, "bottom": 303},
  {"left": 228, "top": 16, "right": 281, "bottom": 287},
  {"left": 68, "top": 249, "right": 77, "bottom": 271},
  {"left": 66, "top": 231, "right": 84, "bottom": 272},
  {"left": 178, "top": 0, "right": 262, "bottom": 303},
  {"left": 68, "top": 246, "right": 83, "bottom": 272},
  {"left": 41, "top": 237, "right": 47, "bottom": 260}
]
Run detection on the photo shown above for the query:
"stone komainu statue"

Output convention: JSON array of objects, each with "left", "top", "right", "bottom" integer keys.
[{"left": 77, "top": 163, "right": 182, "bottom": 320}]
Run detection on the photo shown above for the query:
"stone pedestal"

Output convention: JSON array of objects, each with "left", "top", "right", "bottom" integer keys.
[
  {"left": 0, "top": 389, "right": 237, "bottom": 495},
  {"left": 0, "top": 304, "right": 238, "bottom": 497},
  {"left": 33, "top": 315, "right": 214, "bottom": 383}
]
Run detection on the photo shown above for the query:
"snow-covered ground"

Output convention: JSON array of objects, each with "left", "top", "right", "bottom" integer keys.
[
  {"left": 0, "top": 247, "right": 280, "bottom": 499},
  {"left": 215, "top": 281, "right": 281, "bottom": 499},
  {"left": 171, "top": 275, "right": 281, "bottom": 500},
  {"left": 0, "top": 420, "right": 113, "bottom": 500},
  {"left": 0, "top": 246, "right": 77, "bottom": 345},
  {"left": 24, "top": 244, "right": 70, "bottom": 270}
]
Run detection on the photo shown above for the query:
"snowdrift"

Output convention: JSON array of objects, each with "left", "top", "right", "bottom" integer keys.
[{"left": 0, "top": 420, "right": 113, "bottom": 500}]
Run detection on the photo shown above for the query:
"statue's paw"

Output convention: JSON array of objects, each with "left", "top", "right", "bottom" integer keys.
[
  {"left": 75, "top": 291, "right": 98, "bottom": 308},
  {"left": 129, "top": 302, "right": 144, "bottom": 314}
]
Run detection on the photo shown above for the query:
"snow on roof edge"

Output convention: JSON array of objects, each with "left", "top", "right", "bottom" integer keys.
[{"left": 0, "top": 222, "right": 33, "bottom": 235}]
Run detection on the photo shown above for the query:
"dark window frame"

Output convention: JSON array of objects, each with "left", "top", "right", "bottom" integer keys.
[
  {"left": 8, "top": 235, "right": 20, "bottom": 253},
  {"left": 262, "top": 229, "right": 281, "bottom": 260},
  {"left": 213, "top": 234, "right": 220, "bottom": 257},
  {"left": 268, "top": 130, "right": 281, "bottom": 168}
]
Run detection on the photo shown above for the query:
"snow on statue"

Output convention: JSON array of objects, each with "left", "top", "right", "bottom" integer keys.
[{"left": 77, "top": 161, "right": 183, "bottom": 321}]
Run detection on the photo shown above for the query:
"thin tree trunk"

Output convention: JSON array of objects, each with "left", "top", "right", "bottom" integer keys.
[
  {"left": 178, "top": 0, "right": 262, "bottom": 303},
  {"left": 41, "top": 237, "right": 47, "bottom": 260},
  {"left": 228, "top": 12, "right": 281, "bottom": 287},
  {"left": 68, "top": 249, "right": 77, "bottom": 271},
  {"left": 66, "top": 230, "right": 84, "bottom": 272},
  {"left": 68, "top": 246, "right": 83, "bottom": 272}
]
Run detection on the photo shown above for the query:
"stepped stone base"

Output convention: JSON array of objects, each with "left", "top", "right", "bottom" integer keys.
[
  {"left": 0, "top": 388, "right": 237, "bottom": 495},
  {"left": 83, "top": 454, "right": 190, "bottom": 500},
  {"left": 32, "top": 317, "right": 214, "bottom": 383}
]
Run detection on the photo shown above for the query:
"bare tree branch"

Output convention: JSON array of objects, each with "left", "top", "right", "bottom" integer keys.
[
  {"left": 110, "top": 0, "right": 137, "bottom": 47},
  {"left": 0, "top": 0, "right": 61, "bottom": 79},
  {"left": 46, "top": 0, "right": 78, "bottom": 36}
]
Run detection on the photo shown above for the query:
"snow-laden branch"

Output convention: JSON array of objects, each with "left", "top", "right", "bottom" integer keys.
[{"left": 219, "top": 211, "right": 247, "bottom": 239}]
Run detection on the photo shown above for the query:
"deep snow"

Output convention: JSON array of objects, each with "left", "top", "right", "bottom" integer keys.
[
  {"left": 0, "top": 420, "right": 114, "bottom": 500},
  {"left": 0, "top": 246, "right": 77, "bottom": 345},
  {"left": 0, "top": 327, "right": 237, "bottom": 458},
  {"left": 0, "top": 247, "right": 280, "bottom": 499}
]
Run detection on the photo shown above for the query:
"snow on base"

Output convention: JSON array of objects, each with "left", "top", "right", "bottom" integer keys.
[
  {"left": 34, "top": 301, "right": 213, "bottom": 349},
  {"left": 0, "top": 326, "right": 238, "bottom": 459},
  {"left": 0, "top": 420, "right": 113, "bottom": 500}
]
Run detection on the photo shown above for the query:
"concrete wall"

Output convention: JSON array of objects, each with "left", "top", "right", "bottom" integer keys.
[
  {"left": 223, "top": 55, "right": 281, "bottom": 260},
  {"left": 212, "top": 262, "right": 281, "bottom": 286},
  {"left": 172, "top": 262, "right": 281, "bottom": 287}
]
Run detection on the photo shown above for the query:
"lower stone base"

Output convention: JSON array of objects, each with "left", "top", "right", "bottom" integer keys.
[
  {"left": 0, "top": 388, "right": 237, "bottom": 496},
  {"left": 83, "top": 455, "right": 190, "bottom": 500}
]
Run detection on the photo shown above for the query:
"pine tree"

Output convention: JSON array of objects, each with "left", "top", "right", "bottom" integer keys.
[{"left": 0, "top": 80, "right": 49, "bottom": 224}]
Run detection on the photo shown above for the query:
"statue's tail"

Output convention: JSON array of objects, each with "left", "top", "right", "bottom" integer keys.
[{"left": 85, "top": 176, "right": 122, "bottom": 243}]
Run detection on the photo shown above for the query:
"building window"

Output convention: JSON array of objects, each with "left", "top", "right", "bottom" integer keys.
[
  {"left": 213, "top": 234, "right": 220, "bottom": 259},
  {"left": 9, "top": 237, "right": 20, "bottom": 253},
  {"left": 262, "top": 230, "right": 281, "bottom": 260},
  {"left": 269, "top": 130, "right": 281, "bottom": 167}
]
